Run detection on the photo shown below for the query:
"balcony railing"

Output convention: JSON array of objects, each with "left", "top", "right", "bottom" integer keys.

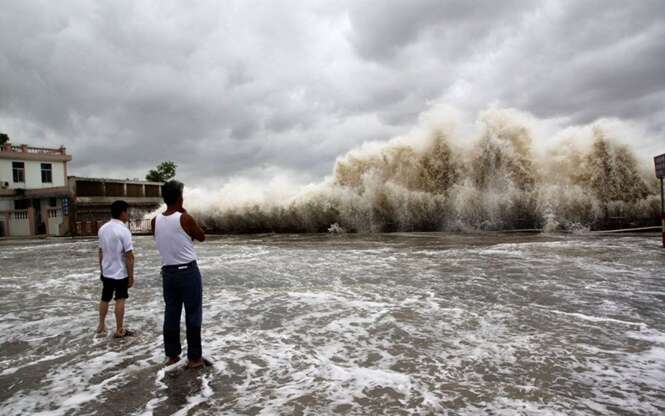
[
  {"left": 11, "top": 210, "right": 29, "bottom": 220},
  {"left": 75, "top": 179, "right": 161, "bottom": 198},
  {"left": 1, "top": 143, "right": 68, "bottom": 155},
  {"left": 130, "top": 219, "right": 153, "bottom": 233},
  {"left": 47, "top": 208, "right": 62, "bottom": 218}
]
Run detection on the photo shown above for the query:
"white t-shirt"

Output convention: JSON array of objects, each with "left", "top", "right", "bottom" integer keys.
[{"left": 98, "top": 219, "right": 134, "bottom": 279}]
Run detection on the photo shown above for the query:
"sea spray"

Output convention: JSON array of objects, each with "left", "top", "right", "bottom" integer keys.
[{"left": 190, "top": 106, "right": 660, "bottom": 233}]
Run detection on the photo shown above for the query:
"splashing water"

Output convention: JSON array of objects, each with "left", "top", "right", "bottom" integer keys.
[
  {"left": 191, "top": 106, "right": 659, "bottom": 234},
  {"left": 2, "top": 233, "right": 665, "bottom": 415}
]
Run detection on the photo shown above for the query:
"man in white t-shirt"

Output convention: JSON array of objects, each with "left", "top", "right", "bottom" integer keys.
[{"left": 97, "top": 200, "right": 135, "bottom": 338}]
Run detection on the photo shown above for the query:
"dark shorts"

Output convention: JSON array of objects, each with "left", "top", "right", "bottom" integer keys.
[{"left": 101, "top": 276, "right": 129, "bottom": 302}]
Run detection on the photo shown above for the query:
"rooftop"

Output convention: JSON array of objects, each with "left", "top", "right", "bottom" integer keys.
[
  {"left": 0, "top": 143, "right": 72, "bottom": 162},
  {"left": 69, "top": 176, "right": 163, "bottom": 186}
]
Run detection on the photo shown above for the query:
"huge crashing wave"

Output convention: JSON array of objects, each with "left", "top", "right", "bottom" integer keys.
[{"left": 190, "top": 105, "right": 660, "bottom": 233}]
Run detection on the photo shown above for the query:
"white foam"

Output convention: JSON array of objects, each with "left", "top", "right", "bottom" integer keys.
[
  {"left": 551, "top": 310, "right": 647, "bottom": 329},
  {"left": 3, "top": 234, "right": 665, "bottom": 414}
]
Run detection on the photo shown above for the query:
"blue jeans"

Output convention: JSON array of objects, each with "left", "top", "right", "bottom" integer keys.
[{"left": 162, "top": 261, "right": 202, "bottom": 360}]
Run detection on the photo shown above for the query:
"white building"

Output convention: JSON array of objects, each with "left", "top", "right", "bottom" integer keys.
[{"left": 0, "top": 143, "right": 71, "bottom": 236}]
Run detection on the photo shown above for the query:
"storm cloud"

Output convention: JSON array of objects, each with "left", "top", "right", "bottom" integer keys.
[{"left": 0, "top": 0, "right": 663, "bottom": 185}]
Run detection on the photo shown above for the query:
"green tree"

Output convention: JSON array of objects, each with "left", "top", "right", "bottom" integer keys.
[
  {"left": 0, "top": 133, "right": 9, "bottom": 146},
  {"left": 146, "top": 161, "right": 177, "bottom": 182}
]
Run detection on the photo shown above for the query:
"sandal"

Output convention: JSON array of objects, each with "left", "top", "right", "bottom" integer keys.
[
  {"left": 166, "top": 356, "right": 181, "bottom": 365},
  {"left": 113, "top": 329, "right": 135, "bottom": 338},
  {"left": 185, "top": 357, "right": 213, "bottom": 368},
  {"left": 186, "top": 358, "right": 204, "bottom": 369}
]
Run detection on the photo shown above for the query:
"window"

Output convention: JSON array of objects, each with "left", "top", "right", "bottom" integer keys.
[
  {"left": 48, "top": 197, "right": 57, "bottom": 207},
  {"left": 12, "top": 162, "right": 25, "bottom": 183},
  {"left": 14, "top": 199, "right": 29, "bottom": 210},
  {"left": 41, "top": 163, "right": 52, "bottom": 183}
]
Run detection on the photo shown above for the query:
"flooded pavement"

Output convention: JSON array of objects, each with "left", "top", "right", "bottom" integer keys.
[{"left": 1, "top": 233, "right": 664, "bottom": 415}]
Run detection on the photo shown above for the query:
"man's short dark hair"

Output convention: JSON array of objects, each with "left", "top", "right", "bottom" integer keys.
[
  {"left": 162, "top": 180, "right": 184, "bottom": 205},
  {"left": 111, "top": 200, "right": 129, "bottom": 219}
]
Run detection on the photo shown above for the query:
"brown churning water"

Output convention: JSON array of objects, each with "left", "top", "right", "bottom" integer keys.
[{"left": 194, "top": 107, "right": 660, "bottom": 234}]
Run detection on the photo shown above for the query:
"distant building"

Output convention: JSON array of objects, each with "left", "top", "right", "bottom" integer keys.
[
  {"left": 0, "top": 142, "right": 163, "bottom": 237},
  {"left": 68, "top": 176, "right": 163, "bottom": 235},
  {"left": 0, "top": 143, "right": 71, "bottom": 236}
]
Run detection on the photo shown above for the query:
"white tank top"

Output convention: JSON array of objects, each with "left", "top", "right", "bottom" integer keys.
[{"left": 154, "top": 212, "right": 198, "bottom": 266}]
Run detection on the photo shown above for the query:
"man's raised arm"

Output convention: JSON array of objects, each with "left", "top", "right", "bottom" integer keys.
[{"left": 181, "top": 212, "right": 206, "bottom": 242}]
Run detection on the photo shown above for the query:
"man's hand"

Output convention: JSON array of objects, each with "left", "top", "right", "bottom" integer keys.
[{"left": 128, "top": 276, "right": 134, "bottom": 288}]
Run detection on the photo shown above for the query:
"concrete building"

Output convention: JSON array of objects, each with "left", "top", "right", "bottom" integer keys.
[
  {"left": 0, "top": 143, "right": 71, "bottom": 236},
  {"left": 0, "top": 142, "right": 164, "bottom": 237},
  {"left": 68, "top": 176, "right": 163, "bottom": 235}
]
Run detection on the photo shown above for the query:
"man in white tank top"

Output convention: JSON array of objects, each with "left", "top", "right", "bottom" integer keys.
[{"left": 151, "top": 180, "right": 206, "bottom": 368}]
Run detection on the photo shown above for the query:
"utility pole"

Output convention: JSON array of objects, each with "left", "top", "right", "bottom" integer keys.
[
  {"left": 655, "top": 153, "right": 665, "bottom": 248},
  {"left": 662, "top": 176, "right": 664, "bottom": 248}
]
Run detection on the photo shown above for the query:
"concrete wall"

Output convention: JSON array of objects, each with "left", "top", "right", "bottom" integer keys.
[
  {"left": 8, "top": 210, "right": 31, "bottom": 236},
  {"left": 0, "top": 197, "right": 71, "bottom": 236},
  {"left": 47, "top": 207, "right": 63, "bottom": 236},
  {"left": 44, "top": 197, "right": 64, "bottom": 236},
  {"left": 0, "top": 159, "right": 66, "bottom": 189}
]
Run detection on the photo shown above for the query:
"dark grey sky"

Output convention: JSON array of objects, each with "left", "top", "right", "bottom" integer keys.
[{"left": 1, "top": 0, "right": 663, "bottom": 186}]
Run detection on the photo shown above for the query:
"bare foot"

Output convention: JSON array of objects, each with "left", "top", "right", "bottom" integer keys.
[
  {"left": 186, "top": 357, "right": 204, "bottom": 369},
  {"left": 96, "top": 325, "right": 107, "bottom": 334},
  {"left": 166, "top": 355, "right": 180, "bottom": 365}
]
